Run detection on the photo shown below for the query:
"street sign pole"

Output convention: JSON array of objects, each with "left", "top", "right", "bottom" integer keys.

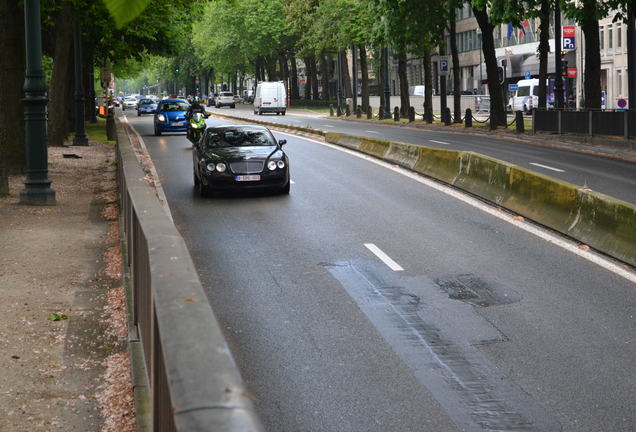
[
  {"left": 554, "top": 3, "right": 564, "bottom": 110},
  {"left": 21, "top": 0, "right": 56, "bottom": 205}
]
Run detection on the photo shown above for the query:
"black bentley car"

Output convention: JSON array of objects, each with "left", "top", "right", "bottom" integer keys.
[{"left": 192, "top": 125, "right": 290, "bottom": 196}]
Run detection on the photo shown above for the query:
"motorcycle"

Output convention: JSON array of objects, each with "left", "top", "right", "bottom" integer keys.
[{"left": 187, "top": 112, "right": 207, "bottom": 144}]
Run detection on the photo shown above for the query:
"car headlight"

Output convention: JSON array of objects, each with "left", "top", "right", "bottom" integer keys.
[
  {"left": 157, "top": 114, "right": 165, "bottom": 121},
  {"left": 216, "top": 162, "right": 226, "bottom": 173},
  {"left": 267, "top": 161, "right": 277, "bottom": 171},
  {"left": 206, "top": 163, "right": 215, "bottom": 172},
  {"left": 277, "top": 160, "right": 285, "bottom": 169}
]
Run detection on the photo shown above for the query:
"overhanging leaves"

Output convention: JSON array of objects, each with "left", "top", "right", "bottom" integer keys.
[{"left": 102, "top": 0, "right": 152, "bottom": 28}]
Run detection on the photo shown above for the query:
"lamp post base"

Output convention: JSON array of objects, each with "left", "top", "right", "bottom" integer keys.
[
  {"left": 73, "top": 135, "right": 88, "bottom": 146},
  {"left": 20, "top": 184, "right": 56, "bottom": 206}
]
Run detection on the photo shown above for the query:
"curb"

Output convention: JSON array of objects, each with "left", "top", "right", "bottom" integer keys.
[
  {"left": 116, "top": 118, "right": 152, "bottom": 432},
  {"left": 325, "top": 131, "right": 636, "bottom": 268}
]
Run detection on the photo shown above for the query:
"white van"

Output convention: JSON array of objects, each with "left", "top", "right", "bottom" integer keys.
[
  {"left": 254, "top": 82, "right": 286, "bottom": 115},
  {"left": 512, "top": 79, "right": 544, "bottom": 113}
]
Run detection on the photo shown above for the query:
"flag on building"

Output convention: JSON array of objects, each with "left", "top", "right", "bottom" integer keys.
[{"left": 507, "top": 22, "right": 513, "bottom": 39}]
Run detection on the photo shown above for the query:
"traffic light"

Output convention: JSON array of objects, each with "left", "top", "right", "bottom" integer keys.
[
  {"left": 497, "top": 66, "right": 504, "bottom": 84},
  {"left": 562, "top": 61, "right": 568, "bottom": 76}
]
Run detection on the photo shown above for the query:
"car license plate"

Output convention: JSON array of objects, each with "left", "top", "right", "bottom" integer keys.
[
  {"left": 172, "top": 121, "right": 185, "bottom": 126},
  {"left": 235, "top": 175, "right": 260, "bottom": 182}
]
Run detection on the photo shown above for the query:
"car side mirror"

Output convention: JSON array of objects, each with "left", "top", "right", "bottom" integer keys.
[{"left": 278, "top": 139, "right": 287, "bottom": 146}]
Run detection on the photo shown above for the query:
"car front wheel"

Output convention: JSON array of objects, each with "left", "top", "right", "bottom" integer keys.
[{"left": 154, "top": 125, "right": 161, "bottom": 136}]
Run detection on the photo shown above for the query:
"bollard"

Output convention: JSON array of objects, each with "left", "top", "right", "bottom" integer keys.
[
  {"left": 329, "top": 104, "right": 334, "bottom": 116},
  {"left": 356, "top": 106, "right": 362, "bottom": 118},
  {"left": 444, "top": 107, "right": 452, "bottom": 126},
  {"left": 408, "top": 106, "right": 415, "bottom": 123},
  {"left": 393, "top": 106, "right": 400, "bottom": 122},
  {"left": 366, "top": 105, "right": 372, "bottom": 119},
  {"left": 515, "top": 110, "right": 524, "bottom": 133},
  {"left": 345, "top": 104, "right": 351, "bottom": 117},
  {"left": 465, "top": 108, "right": 472, "bottom": 127},
  {"left": 336, "top": 105, "right": 342, "bottom": 116}
]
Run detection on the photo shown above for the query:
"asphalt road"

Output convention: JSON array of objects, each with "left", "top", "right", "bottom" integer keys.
[
  {"left": 126, "top": 113, "right": 636, "bottom": 432},
  {"left": 209, "top": 104, "right": 636, "bottom": 205}
]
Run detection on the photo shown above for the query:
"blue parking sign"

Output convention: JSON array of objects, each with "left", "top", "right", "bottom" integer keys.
[
  {"left": 563, "top": 37, "right": 576, "bottom": 50},
  {"left": 525, "top": 72, "right": 531, "bottom": 80}
]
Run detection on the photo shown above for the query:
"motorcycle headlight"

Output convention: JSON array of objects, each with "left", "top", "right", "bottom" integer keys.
[
  {"left": 206, "top": 163, "right": 215, "bottom": 172},
  {"left": 267, "top": 161, "right": 277, "bottom": 171},
  {"left": 216, "top": 163, "right": 226, "bottom": 173},
  {"left": 277, "top": 160, "right": 285, "bottom": 169},
  {"left": 157, "top": 114, "right": 166, "bottom": 121}
]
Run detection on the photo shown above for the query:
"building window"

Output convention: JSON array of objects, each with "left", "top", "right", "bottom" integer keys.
[
  {"left": 617, "top": 26, "right": 622, "bottom": 49},
  {"left": 617, "top": 70, "right": 622, "bottom": 97},
  {"left": 600, "top": 27, "right": 604, "bottom": 52},
  {"left": 608, "top": 25, "right": 613, "bottom": 50}
]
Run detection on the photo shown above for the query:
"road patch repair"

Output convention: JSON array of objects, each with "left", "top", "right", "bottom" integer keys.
[{"left": 325, "top": 132, "right": 636, "bottom": 268}]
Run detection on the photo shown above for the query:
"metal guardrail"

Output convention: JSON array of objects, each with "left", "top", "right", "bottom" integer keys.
[
  {"left": 533, "top": 108, "right": 636, "bottom": 140},
  {"left": 115, "top": 117, "right": 264, "bottom": 432}
]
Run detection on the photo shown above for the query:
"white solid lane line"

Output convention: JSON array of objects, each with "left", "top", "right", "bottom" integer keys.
[
  {"left": 530, "top": 162, "right": 565, "bottom": 173},
  {"left": 429, "top": 140, "right": 450, "bottom": 145},
  {"left": 364, "top": 243, "right": 404, "bottom": 272},
  {"left": 322, "top": 125, "right": 335, "bottom": 128},
  {"left": 366, "top": 130, "right": 380, "bottom": 134},
  {"left": 274, "top": 130, "right": 636, "bottom": 285}
]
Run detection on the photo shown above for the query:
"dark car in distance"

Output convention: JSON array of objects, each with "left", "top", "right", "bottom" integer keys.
[
  {"left": 192, "top": 125, "right": 290, "bottom": 196},
  {"left": 153, "top": 99, "right": 190, "bottom": 136}
]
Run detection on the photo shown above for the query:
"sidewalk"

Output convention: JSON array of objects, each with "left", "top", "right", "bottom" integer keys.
[{"left": 0, "top": 123, "right": 135, "bottom": 431}]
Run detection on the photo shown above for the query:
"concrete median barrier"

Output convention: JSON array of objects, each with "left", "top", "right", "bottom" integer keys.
[{"left": 325, "top": 132, "right": 636, "bottom": 268}]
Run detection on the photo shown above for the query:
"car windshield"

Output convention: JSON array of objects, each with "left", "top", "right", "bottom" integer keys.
[
  {"left": 220, "top": 92, "right": 233, "bottom": 97},
  {"left": 159, "top": 101, "right": 189, "bottom": 112},
  {"left": 205, "top": 128, "right": 275, "bottom": 148},
  {"left": 140, "top": 99, "right": 155, "bottom": 105}
]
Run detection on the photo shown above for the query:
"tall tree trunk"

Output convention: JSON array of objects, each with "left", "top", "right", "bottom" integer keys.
[
  {"left": 84, "top": 49, "right": 95, "bottom": 121},
  {"left": 341, "top": 50, "right": 353, "bottom": 98},
  {"left": 290, "top": 53, "right": 300, "bottom": 99},
  {"left": 581, "top": 1, "right": 601, "bottom": 109},
  {"left": 423, "top": 49, "right": 433, "bottom": 123},
  {"left": 450, "top": 8, "right": 462, "bottom": 122},
  {"left": 310, "top": 57, "right": 319, "bottom": 99},
  {"left": 359, "top": 45, "right": 369, "bottom": 112},
  {"left": 49, "top": 1, "right": 74, "bottom": 147},
  {"left": 397, "top": 51, "right": 410, "bottom": 115},
  {"left": 473, "top": 6, "right": 506, "bottom": 127},
  {"left": 303, "top": 57, "right": 312, "bottom": 99},
  {"left": 265, "top": 56, "right": 277, "bottom": 81},
  {"left": 0, "top": 0, "right": 26, "bottom": 194},
  {"left": 538, "top": 0, "right": 550, "bottom": 108},
  {"left": 320, "top": 52, "right": 330, "bottom": 100},
  {"left": 255, "top": 57, "right": 262, "bottom": 83},
  {"left": 279, "top": 53, "right": 288, "bottom": 85}
]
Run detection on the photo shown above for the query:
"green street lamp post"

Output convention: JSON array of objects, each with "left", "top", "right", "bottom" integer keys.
[
  {"left": 73, "top": 9, "right": 88, "bottom": 145},
  {"left": 21, "top": 0, "right": 55, "bottom": 206}
]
